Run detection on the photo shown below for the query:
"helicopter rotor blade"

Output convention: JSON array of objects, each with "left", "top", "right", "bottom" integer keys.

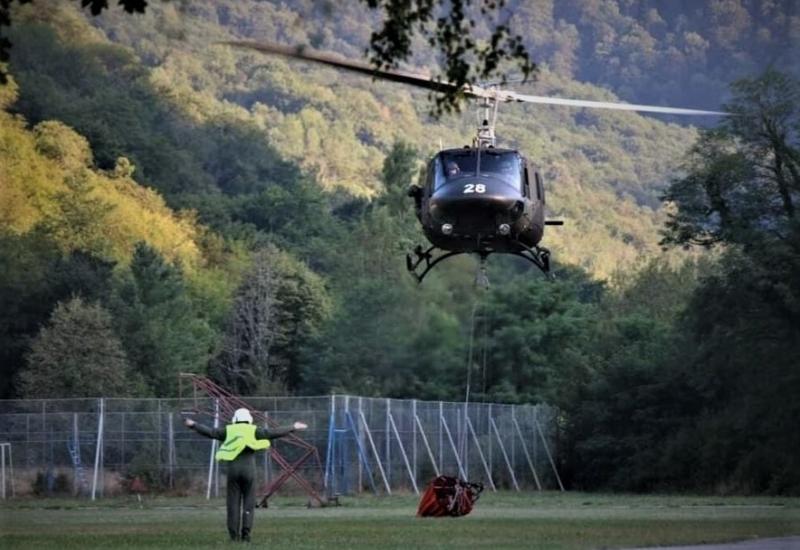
[
  {"left": 501, "top": 92, "right": 727, "bottom": 116},
  {"left": 219, "top": 40, "right": 475, "bottom": 97},
  {"left": 220, "top": 40, "right": 726, "bottom": 116}
]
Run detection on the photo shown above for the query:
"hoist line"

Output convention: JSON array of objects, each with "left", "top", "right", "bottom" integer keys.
[
  {"left": 460, "top": 286, "right": 490, "bottom": 465},
  {"left": 481, "top": 306, "right": 488, "bottom": 402}
]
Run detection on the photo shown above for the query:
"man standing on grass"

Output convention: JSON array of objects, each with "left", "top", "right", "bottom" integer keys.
[{"left": 185, "top": 408, "right": 308, "bottom": 542}]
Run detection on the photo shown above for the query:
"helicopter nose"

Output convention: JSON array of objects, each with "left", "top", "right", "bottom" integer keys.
[{"left": 431, "top": 194, "right": 522, "bottom": 220}]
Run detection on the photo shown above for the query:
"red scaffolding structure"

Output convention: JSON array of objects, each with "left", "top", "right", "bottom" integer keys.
[{"left": 178, "top": 373, "right": 327, "bottom": 507}]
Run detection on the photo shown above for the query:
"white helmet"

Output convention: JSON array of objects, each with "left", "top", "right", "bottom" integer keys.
[{"left": 232, "top": 408, "right": 253, "bottom": 424}]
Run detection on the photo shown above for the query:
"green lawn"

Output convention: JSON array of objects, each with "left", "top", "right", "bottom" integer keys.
[{"left": 1, "top": 492, "right": 799, "bottom": 549}]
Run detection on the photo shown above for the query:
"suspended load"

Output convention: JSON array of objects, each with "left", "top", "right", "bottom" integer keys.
[{"left": 417, "top": 475, "right": 484, "bottom": 517}]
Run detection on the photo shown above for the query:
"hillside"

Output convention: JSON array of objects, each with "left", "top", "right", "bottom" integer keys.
[{"left": 0, "top": 80, "right": 202, "bottom": 268}]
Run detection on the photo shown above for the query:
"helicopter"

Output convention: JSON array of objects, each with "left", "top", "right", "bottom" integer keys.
[{"left": 221, "top": 40, "right": 725, "bottom": 283}]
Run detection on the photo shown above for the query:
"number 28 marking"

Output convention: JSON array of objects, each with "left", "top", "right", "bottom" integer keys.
[{"left": 463, "top": 184, "right": 486, "bottom": 194}]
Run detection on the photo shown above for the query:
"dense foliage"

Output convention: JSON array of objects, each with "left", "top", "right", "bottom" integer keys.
[
  {"left": 0, "top": 1, "right": 797, "bottom": 494},
  {"left": 566, "top": 70, "right": 800, "bottom": 495}
]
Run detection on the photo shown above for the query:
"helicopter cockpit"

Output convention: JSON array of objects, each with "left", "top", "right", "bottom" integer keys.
[{"left": 437, "top": 149, "right": 523, "bottom": 192}]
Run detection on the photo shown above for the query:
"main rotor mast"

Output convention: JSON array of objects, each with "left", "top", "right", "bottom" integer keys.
[{"left": 473, "top": 93, "right": 500, "bottom": 149}]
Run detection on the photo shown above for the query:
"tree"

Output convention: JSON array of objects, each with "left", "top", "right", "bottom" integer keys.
[
  {"left": 111, "top": 242, "right": 214, "bottom": 396},
  {"left": 478, "top": 267, "right": 601, "bottom": 407},
  {"left": 662, "top": 70, "right": 799, "bottom": 249},
  {"left": 264, "top": 249, "right": 331, "bottom": 391},
  {"left": 564, "top": 259, "right": 702, "bottom": 491},
  {"left": 212, "top": 247, "right": 281, "bottom": 395},
  {"left": 18, "top": 296, "right": 138, "bottom": 398},
  {"left": 563, "top": 71, "right": 800, "bottom": 494},
  {"left": 37, "top": 171, "right": 116, "bottom": 257},
  {"left": 300, "top": 278, "right": 422, "bottom": 397},
  {"left": 212, "top": 245, "right": 332, "bottom": 395},
  {"left": 0, "top": 230, "right": 116, "bottom": 398},
  {"left": 724, "top": 70, "right": 800, "bottom": 222},
  {"left": 33, "top": 119, "right": 93, "bottom": 172},
  {"left": 377, "top": 141, "right": 419, "bottom": 215},
  {"left": 655, "top": 70, "right": 800, "bottom": 494}
]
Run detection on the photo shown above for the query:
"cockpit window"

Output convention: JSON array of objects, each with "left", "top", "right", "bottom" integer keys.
[
  {"left": 439, "top": 151, "right": 522, "bottom": 190},
  {"left": 480, "top": 151, "right": 522, "bottom": 190},
  {"left": 441, "top": 152, "right": 477, "bottom": 180}
]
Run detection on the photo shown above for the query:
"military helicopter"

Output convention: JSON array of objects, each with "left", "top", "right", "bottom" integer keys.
[{"left": 221, "top": 40, "right": 725, "bottom": 283}]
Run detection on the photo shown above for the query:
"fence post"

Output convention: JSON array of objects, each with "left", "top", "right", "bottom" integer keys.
[
  {"left": 411, "top": 399, "right": 417, "bottom": 485},
  {"left": 25, "top": 414, "right": 30, "bottom": 469},
  {"left": 0, "top": 443, "right": 14, "bottom": 499},
  {"left": 167, "top": 412, "right": 175, "bottom": 489},
  {"left": 157, "top": 400, "right": 163, "bottom": 483},
  {"left": 457, "top": 407, "right": 465, "bottom": 478},
  {"left": 121, "top": 412, "right": 126, "bottom": 478},
  {"left": 344, "top": 395, "right": 351, "bottom": 494},
  {"left": 357, "top": 397, "right": 364, "bottom": 492},
  {"left": 214, "top": 405, "right": 220, "bottom": 497},
  {"left": 324, "top": 395, "right": 335, "bottom": 492},
  {"left": 385, "top": 398, "right": 391, "bottom": 489},
  {"left": 72, "top": 412, "right": 79, "bottom": 496},
  {"left": 488, "top": 403, "right": 493, "bottom": 478},
  {"left": 9, "top": 443, "right": 14, "bottom": 497},
  {"left": 510, "top": 407, "right": 516, "bottom": 481},
  {"left": 41, "top": 401, "right": 46, "bottom": 472},
  {"left": 264, "top": 409, "right": 271, "bottom": 487},
  {"left": 438, "top": 401, "right": 443, "bottom": 474},
  {"left": 532, "top": 406, "right": 538, "bottom": 469},
  {"left": 206, "top": 399, "right": 219, "bottom": 499},
  {"left": 91, "top": 398, "right": 105, "bottom": 500},
  {"left": 1, "top": 442, "right": 5, "bottom": 499}
]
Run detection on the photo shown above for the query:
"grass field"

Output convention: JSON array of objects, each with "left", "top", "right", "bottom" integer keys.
[{"left": 1, "top": 492, "right": 799, "bottom": 549}]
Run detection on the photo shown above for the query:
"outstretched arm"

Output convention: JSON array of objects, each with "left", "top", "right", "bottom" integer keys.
[
  {"left": 256, "top": 421, "right": 308, "bottom": 440},
  {"left": 184, "top": 418, "right": 226, "bottom": 441}
]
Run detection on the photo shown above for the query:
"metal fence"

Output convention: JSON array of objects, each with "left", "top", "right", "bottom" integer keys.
[{"left": 0, "top": 395, "right": 562, "bottom": 499}]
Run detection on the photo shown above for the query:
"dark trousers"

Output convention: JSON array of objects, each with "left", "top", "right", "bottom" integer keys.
[{"left": 226, "top": 456, "right": 257, "bottom": 541}]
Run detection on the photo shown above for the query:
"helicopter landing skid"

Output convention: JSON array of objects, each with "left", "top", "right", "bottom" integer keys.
[
  {"left": 509, "top": 244, "right": 551, "bottom": 276},
  {"left": 406, "top": 245, "right": 464, "bottom": 283},
  {"left": 407, "top": 243, "right": 551, "bottom": 283}
]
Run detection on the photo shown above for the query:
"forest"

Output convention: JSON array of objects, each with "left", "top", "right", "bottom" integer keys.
[{"left": 0, "top": 0, "right": 798, "bottom": 494}]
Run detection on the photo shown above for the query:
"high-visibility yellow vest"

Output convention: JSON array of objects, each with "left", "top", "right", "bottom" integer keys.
[{"left": 215, "top": 423, "right": 270, "bottom": 461}]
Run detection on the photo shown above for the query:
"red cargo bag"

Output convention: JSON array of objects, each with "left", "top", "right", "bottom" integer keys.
[{"left": 416, "top": 475, "right": 484, "bottom": 517}]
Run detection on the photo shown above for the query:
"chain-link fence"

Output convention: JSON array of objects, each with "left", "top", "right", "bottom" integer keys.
[{"left": 0, "top": 395, "right": 562, "bottom": 500}]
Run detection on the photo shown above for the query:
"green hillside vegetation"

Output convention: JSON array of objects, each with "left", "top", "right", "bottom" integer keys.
[
  {"left": 0, "top": 108, "right": 202, "bottom": 268},
  {"left": 0, "top": 79, "right": 235, "bottom": 397}
]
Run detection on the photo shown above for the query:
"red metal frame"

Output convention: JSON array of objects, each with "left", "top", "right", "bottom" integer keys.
[{"left": 179, "top": 373, "right": 326, "bottom": 506}]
